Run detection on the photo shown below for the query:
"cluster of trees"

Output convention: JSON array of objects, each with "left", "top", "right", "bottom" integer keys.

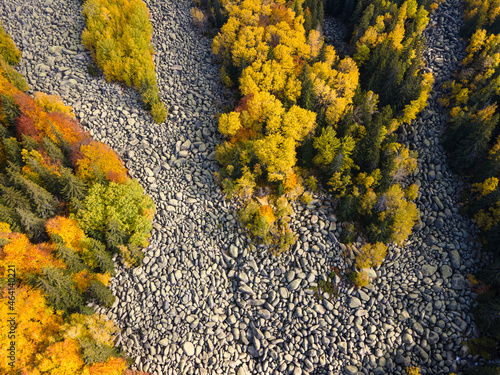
[
  {"left": 439, "top": 3, "right": 500, "bottom": 373},
  {"left": 81, "top": 0, "right": 167, "bottom": 123},
  {"left": 210, "top": 0, "right": 430, "bottom": 274},
  {"left": 0, "top": 27, "right": 154, "bottom": 374},
  {"left": 462, "top": 0, "right": 500, "bottom": 35}
]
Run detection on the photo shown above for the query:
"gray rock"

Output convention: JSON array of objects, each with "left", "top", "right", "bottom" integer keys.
[
  {"left": 182, "top": 341, "right": 195, "bottom": 356},
  {"left": 441, "top": 265, "right": 452, "bottom": 279},
  {"left": 349, "top": 297, "right": 362, "bottom": 308},
  {"left": 258, "top": 309, "right": 271, "bottom": 319},
  {"left": 450, "top": 250, "right": 461, "bottom": 269},
  {"left": 424, "top": 235, "right": 436, "bottom": 245},
  {"left": 451, "top": 274, "right": 466, "bottom": 290},
  {"left": 428, "top": 331, "right": 440, "bottom": 345},
  {"left": 421, "top": 264, "right": 437, "bottom": 277},
  {"left": 413, "top": 322, "right": 424, "bottom": 336},
  {"left": 239, "top": 284, "right": 255, "bottom": 295},
  {"left": 358, "top": 289, "right": 369, "bottom": 301},
  {"left": 279, "top": 287, "right": 289, "bottom": 299},
  {"left": 229, "top": 244, "right": 238, "bottom": 258},
  {"left": 288, "top": 279, "right": 301, "bottom": 291},
  {"left": 402, "top": 332, "right": 414, "bottom": 345},
  {"left": 345, "top": 365, "right": 358, "bottom": 375}
]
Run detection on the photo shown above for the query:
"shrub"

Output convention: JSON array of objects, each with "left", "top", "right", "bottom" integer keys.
[
  {"left": 191, "top": 7, "right": 208, "bottom": 33},
  {"left": 301, "top": 191, "right": 312, "bottom": 204},
  {"left": 350, "top": 269, "right": 370, "bottom": 288},
  {"left": 355, "top": 242, "right": 387, "bottom": 269},
  {"left": 151, "top": 100, "right": 167, "bottom": 123}
]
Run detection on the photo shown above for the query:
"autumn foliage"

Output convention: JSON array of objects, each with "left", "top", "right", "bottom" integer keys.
[
  {"left": 0, "top": 30, "right": 153, "bottom": 375},
  {"left": 74, "top": 141, "right": 128, "bottom": 184},
  {"left": 213, "top": 0, "right": 423, "bottom": 257},
  {"left": 81, "top": 0, "right": 167, "bottom": 123},
  {"left": 0, "top": 21, "right": 21, "bottom": 65}
]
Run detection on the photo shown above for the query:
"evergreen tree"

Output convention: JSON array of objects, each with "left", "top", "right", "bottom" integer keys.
[
  {"left": 88, "top": 280, "right": 115, "bottom": 308},
  {"left": 2, "top": 137, "right": 22, "bottom": 165},
  {"left": 446, "top": 106, "right": 499, "bottom": 172},
  {"left": 55, "top": 243, "right": 87, "bottom": 274},
  {"left": 36, "top": 267, "right": 83, "bottom": 312},
  {"left": 310, "top": 0, "right": 318, "bottom": 30},
  {"left": 478, "top": 261, "right": 500, "bottom": 288},
  {"left": 474, "top": 290, "right": 500, "bottom": 337},
  {"left": 318, "top": 1, "right": 325, "bottom": 28},
  {"left": 105, "top": 218, "right": 128, "bottom": 251},
  {"left": 16, "top": 207, "right": 45, "bottom": 241},
  {"left": 1, "top": 94, "right": 20, "bottom": 126},
  {"left": 299, "top": 65, "right": 315, "bottom": 110},
  {"left": 0, "top": 202, "right": 21, "bottom": 232},
  {"left": 304, "top": 8, "right": 313, "bottom": 35},
  {"left": 59, "top": 167, "right": 88, "bottom": 204},
  {"left": 293, "top": 0, "right": 303, "bottom": 16},
  {"left": 8, "top": 167, "right": 58, "bottom": 218},
  {"left": 465, "top": 365, "right": 500, "bottom": 375},
  {"left": 22, "top": 151, "right": 61, "bottom": 195},
  {"left": 21, "top": 134, "right": 39, "bottom": 151},
  {"left": 355, "top": 104, "right": 392, "bottom": 172},
  {"left": 84, "top": 238, "right": 115, "bottom": 275},
  {"left": 42, "top": 137, "right": 67, "bottom": 166},
  {"left": 0, "top": 184, "right": 31, "bottom": 211},
  {"left": 0, "top": 123, "right": 9, "bottom": 138}
]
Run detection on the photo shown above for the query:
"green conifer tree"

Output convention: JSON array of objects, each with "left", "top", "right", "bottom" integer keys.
[
  {"left": 59, "top": 167, "right": 88, "bottom": 204},
  {"left": 21, "top": 134, "right": 40, "bottom": 151},
  {"left": 299, "top": 65, "right": 315, "bottom": 110},
  {"left": 88, "top": 279, "right": 115, "bottom": 308},
  {"left": 0, "top": 203, "right": 21, "bottom": 232},
  {"left": 16, "top": 207, "right": 45, "bottom": 241},
  {"left": 55, "top": 243, "right": 87, "bottom": 273},
  {"left": 0, "top": 184, "right": 31, "bottom": 210},
  {"left": 8, "top": 167, "right": 58, "bottom": 218},
  {"left": 2, "top": 137, "right": 22, "bottom": 165},
  {"left": 304, "top": 8, "right": 313, "bottom": 35},
  {"left": 318, "top": 1, "right": 325, "bottom": 29},
  {"left": 83, "top": 238, "right": 115, "bottom": 275},
  {"left": 36, "top": 267, "right": 83, "bottom": 312},
  {"left": 42, "top": 137, "right": 67, "bottom": 166},
  {"left": 0, "top": 94, "right": 20, "bottom": 126}
]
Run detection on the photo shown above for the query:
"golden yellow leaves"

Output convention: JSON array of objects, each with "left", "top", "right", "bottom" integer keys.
[
  {"left": 309, "top": 52, "right": 359, "bottom": 126},
  {"left": 472, "top": 177, "right": 499, "bottom": 197},
  {"left": 219, "top": 112, "right": 242, "bottom": 137},
  {"left": 281, "top": 105, "right": 316, "bottom": 141},
  {"left": 355, "top": 242, "right": 388, "bottom": 269},
  {"left": 399, "top": 72, "right": 434, "bottom": 125},
  {"left": 254, "top": 133, "right": 296, "bottom": 181}
]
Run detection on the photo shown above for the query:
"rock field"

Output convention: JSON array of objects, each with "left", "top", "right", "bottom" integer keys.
[{"left": 0, "top": 0, "right": 487, "bottom": 374}]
